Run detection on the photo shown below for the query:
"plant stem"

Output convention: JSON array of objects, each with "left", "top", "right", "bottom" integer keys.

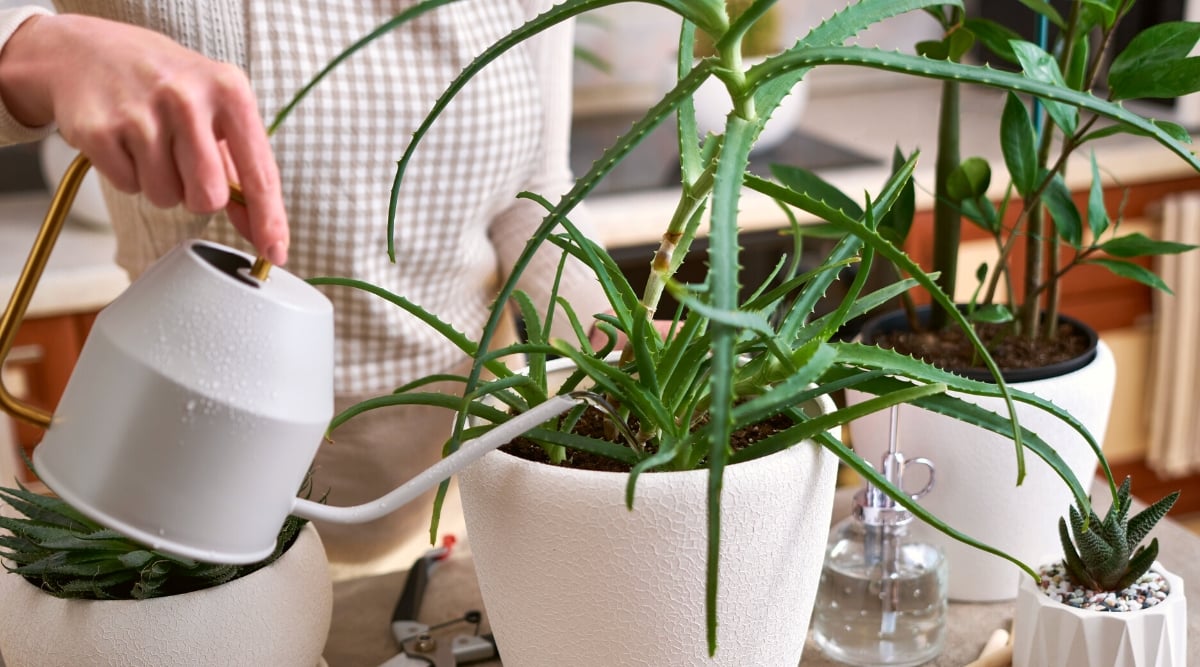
[{"left": 931, "top": 77, "right": 961, "bottom": 330}]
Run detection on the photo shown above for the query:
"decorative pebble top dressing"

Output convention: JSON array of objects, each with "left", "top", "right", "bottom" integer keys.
[{"left": 1038, "top": 561, "right": 1171, "bottom": 612}]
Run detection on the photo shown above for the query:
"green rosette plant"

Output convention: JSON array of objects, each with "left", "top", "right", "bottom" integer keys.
[
  {"left": 0, "top": 482, "right": 310, "bottom": 600},
  {"left": 1059, "top": 476, "right": 1180, "bottom": 592},
  {"left": 264, "top": 0, "right": 1200, "bottom": 654}
]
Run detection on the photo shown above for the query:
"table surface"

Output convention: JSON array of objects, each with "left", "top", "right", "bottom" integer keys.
[{"left": 325, "top": 482, "right": 1200, "bottom": 667}]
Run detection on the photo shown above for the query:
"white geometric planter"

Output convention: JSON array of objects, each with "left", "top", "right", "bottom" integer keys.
[
  {"left": 847, "top": 339, "right": 1116, "bottom": 601},
  {"left": 457, "top": 398, "right": 839, "bottom": 666},
  {"left": 1012, "top": 564, "right": 1188, "bottom": 667},
  {"left": 0, "top": 523, "right": 332, "bottom": 666}
]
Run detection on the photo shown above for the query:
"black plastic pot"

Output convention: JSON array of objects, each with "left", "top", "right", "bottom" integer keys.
[{"left": 857, "top": 306, "right": 1100, "bottom": 384}]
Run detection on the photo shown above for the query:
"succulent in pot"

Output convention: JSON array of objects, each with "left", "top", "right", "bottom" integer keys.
[
  {"left": 1012, "top": 478, "right": 1186, "bottom": 667},
  {"left": 266, "top": 0, "right": 1200, "bottom": 659},
  {"left": 0, "top": 480, "right": 331, "bottom": 666}
]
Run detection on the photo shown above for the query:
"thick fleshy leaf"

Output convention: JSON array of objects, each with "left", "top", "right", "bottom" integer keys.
[
  {"left": 1085, "top": 258, "right": 1173, "bottom": 293},
  {"left": 964, "top": 17, "right": 1022, "bottom": 64},
  {"left": 1001, "top": 93, "right": 1037, "bottom": 198},
  {"left": 1086, "top": 152, "right": 1110, "bottom": 240},
  {"left": 771, "top": 164, "right": 863, "bottom": 219},
  {"left": 752, "top": 47, "right": 1200, "bottom": 173},
  {"left": 947, "top": 156, "right": 991, "bottom": 202},
  {"left": 1100, "top": 232, "right": 1199, "bottom": 257},
  {"left": 970, "top": 303, "right": 1013, "bottom": 324},
  {"left": 1042, "top": 171, "right": 1083, "bottom": 249},
  {"left": 1011, "top": 41, "right": 1077, "bottom": 136},
  {"left": 1018, "top": 0, "right": 1065, "bottom": 28},
  {"left": 877, "top": 147, "right": 917, "bottom": 245},
  {"left": 1081, "top": 0, "right": 1119, "bottom": 30},
  {"left": 1109, "top": 22, "right": 1200, "bottom": 101}
]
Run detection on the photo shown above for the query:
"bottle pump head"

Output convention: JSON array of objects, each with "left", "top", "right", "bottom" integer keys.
[{"left": 852, "top": 406, "right": 936, "bottom": 527}]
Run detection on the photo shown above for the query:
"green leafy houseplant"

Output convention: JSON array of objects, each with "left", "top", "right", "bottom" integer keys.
[
  {"left": 0, "top": 481, "right": 310, "bottom": 600},
  {"left": 1059, "top": 477, "right": 1179, "bottom": 593},
  {"left": 262, "top": 0, "right": 1200, "bottom": 655},
  {"left": 867, "top": 2, "right": 1200, "bottom": 350}
]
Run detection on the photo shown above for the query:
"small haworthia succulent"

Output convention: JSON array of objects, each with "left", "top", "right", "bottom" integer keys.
[
  {"left": 0, "top": 482, "right": 309, "bottom": 600},
  {"left": 1058, "top": 476, "right": 1180, "bottom": 592}
]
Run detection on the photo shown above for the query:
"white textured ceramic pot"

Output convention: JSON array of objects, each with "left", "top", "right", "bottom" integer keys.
[
  {"left": 847, "top": 328, "right": 1115, "bottom": 602},
  {"left": 458, "top": 397, "right": 839, "bottom": 666},
  {"left": 1012, "top": 563, "right": 1187, "bottom": 667},
  {"left": 0, "top": 523, "right": 332, "bottom": 667}
]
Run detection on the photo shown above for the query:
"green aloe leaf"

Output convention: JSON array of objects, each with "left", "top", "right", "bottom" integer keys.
[
  {"left": 747, "top": 47, "right": 1200, "bottom": 174},
  {"left": 700, "top": 114, "right": 758, "bottom": 657}
]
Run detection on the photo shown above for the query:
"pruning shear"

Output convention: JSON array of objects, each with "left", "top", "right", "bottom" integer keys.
[{"left": 377, "top": 536, "right": 500, "bottom": 667}]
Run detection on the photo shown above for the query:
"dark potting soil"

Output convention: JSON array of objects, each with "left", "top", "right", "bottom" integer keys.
[
  {"left": 501, "top": 405, "right": 795, "bottom": 473},
  {"left": 872, "top": 320, "right": 1091, "bottom": 374}
]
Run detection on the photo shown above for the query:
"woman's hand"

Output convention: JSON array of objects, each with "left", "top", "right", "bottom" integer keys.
[{"left": 0, "top": 13, "right": 288, "bottom": 265}]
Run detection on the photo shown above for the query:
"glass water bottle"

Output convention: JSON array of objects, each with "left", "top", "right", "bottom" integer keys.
[{"left": 811, "top": 409, "right": 948, "bottom": 667}]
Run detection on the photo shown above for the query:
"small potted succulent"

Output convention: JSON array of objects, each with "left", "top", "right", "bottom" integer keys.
[
  {"left": 1012, "top": 478, "right": 1186, "bottom": 667},
  {"left": 0, "top": 481, "right": 331, "bottom": 666}
]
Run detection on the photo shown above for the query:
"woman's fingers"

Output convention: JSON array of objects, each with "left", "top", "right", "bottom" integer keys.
[
  {"left": 4, "top": 14, "right": 290, "bottom": 263},
  {"left": 214, "top": 67, "right": 288, "bottom": 265}
]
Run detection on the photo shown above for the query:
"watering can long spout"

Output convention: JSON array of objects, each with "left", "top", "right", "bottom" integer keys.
[
  {"left": 290, "top": 393, "right": 580, "bottom": 524},
  {"left": 0, "top": 151, "right": 584, "bottom": 564}
]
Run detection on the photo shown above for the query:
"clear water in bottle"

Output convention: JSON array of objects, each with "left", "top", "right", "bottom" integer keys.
[{"left": 811, "top": 519, "right": 948, "bottom": 667}]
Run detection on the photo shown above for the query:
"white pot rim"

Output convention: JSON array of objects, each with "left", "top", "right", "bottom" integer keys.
[{"left": 1020, "top": 561, "right": 1186, "bottom": 619}]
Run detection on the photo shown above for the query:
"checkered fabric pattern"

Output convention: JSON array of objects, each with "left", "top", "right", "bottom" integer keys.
[{"left": 1, "top": 1, "right": 609, "bottom": 394}]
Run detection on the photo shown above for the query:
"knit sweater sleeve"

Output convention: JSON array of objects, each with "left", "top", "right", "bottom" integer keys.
[
  {"left": 488, "top": 2, "right": 611, "bottom": 345},
  {"left": 0, "top": 6, "right": 56, "bottom": 144}
]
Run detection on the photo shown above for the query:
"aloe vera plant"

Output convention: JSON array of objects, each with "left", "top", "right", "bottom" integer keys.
[
  {"left": 262, "top": 0, "right": 1200, "bottom": 654},
  {"left": 0, "top": 483, "right": 308, "bottom": 600},
  {"left": 1059, "top": 477, "right": 1180, "bottom": 592}
]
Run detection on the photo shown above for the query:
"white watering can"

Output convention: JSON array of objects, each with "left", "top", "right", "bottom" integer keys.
[{"left": 0, "top": 154, "right": 579, "bottom": 564}]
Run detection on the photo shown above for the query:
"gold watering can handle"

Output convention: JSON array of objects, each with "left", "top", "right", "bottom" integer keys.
[{"left": 0, "top": 151, "right": 271, "bottom": 428}]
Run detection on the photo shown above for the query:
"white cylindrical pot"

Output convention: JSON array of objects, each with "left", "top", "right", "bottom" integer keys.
[
  {"left": 458, "top": 412, "right": 839, "bottom": 666},
  {"left": 1012, "top": 563, "right": 1187, "bottom": 667},
  {"left": 847, "top": 340, "right": 1116, "bottom": 601},
  {"left": 0, "top": 523, "right": 332, "bottom": 666}
]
